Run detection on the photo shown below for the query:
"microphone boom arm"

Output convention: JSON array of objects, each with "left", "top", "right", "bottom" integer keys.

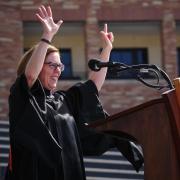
[
  {"left": 88, "top": 59, "right": 174, "bottom": 90},
  {"left": 108, "top": 62, "right": 174, "bottom": 90}
]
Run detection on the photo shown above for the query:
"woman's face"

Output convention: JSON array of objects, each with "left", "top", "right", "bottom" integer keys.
[{"left": 39, "top": 52, "right": 64, "bottom": 91}]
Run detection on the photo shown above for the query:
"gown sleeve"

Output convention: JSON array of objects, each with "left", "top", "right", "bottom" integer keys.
[
  {"left": 9, "top": 74, "right": 62, "bottom": 168},
  {"left": 64, "top": 80, "right": 144, "bottom": 172},
  {"left": 65, "top": 80, "right": 108, "bottom": 124}
]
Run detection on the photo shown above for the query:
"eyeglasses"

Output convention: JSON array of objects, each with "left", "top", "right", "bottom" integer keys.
[{"left": 44, "top": 62, "right": 65, "bottom": 71}]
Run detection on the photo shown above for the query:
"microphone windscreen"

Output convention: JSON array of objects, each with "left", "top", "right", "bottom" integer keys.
[{"left": 88, "top": 59, "right": 101, "bottom": 71}]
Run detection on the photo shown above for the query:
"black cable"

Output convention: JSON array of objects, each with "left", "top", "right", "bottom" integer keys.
[{"left": 108, "top": 63, "right": 174, "bottom": 90}]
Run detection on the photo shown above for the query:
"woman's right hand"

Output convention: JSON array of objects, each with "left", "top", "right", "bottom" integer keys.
[{"left": 36, "top": 5, "right": 63, "bottom": 41}]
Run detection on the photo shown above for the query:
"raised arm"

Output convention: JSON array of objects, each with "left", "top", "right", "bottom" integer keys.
[
  {"left": 25, "top": 5, "right": 63, "bottom": 88},
  {"left": 89, "top": 24, "right": 114, "bottom": 91}
]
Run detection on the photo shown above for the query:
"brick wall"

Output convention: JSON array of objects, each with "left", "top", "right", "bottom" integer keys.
[
  {"left": 0, "top": 0, "right": 179, "bottom": 120},
  {"left": 0, "top": 1, "right": 22, "bottom": 120}
]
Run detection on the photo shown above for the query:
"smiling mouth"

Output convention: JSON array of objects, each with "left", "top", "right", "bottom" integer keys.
[{"left": 51, "top": 77, "right": 59, "bottom": 81}]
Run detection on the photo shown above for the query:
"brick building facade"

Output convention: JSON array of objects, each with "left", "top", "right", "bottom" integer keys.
[{"left": 0, "top": 0, "right": 180, "bottom": 120}]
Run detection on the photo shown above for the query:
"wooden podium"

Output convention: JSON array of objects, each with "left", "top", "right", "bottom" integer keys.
[{"left": 89, "top": 79, "right": 180, "bottom": 180}]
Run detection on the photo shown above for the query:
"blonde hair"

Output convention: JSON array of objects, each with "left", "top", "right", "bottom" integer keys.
[{"left": 17, "top": 44, "right": 59, "bottom": 76}]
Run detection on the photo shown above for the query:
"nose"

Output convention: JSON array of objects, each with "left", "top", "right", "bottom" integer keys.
[{"left": 54, "top": 66, "right": 61, "bottom": 76}]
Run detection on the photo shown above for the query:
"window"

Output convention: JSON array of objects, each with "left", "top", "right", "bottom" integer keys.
[
  {"left": 60, "top": 49, "right": 73, "bottom": 79},
  {"left": 107, "top": 48, "right": 148, "bottom": 79}
]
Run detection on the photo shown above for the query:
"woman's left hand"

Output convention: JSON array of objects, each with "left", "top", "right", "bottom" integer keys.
[
  {"left": 89, "top": 24, "right": 114, "bottom": 92},
  {"left": 100, "top": 24, "right": 114, "bottom": 50}
]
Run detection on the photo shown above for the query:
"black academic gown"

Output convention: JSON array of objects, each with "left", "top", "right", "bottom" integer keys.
[{"left": 6, "top": 74, "right": 143, "bottom": 180}]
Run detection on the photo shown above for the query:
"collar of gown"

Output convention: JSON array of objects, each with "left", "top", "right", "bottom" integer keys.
[{"left": 43, "top": 88, "right": 54, "bottom": 97}]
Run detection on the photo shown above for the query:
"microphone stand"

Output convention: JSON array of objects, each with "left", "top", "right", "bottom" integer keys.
[{"left": 107, "top": 62, "right": 174, "bottom": 90}]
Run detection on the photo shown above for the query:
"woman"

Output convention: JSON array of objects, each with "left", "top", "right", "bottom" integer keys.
[
  {"left": 7, "top": 4, "right": 114, "bottom": 180},
  {"left": 6, "top": 5, "right": 143, "bottom": 180}
]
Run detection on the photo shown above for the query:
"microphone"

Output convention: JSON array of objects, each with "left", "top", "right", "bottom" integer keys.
[{"left": 88, "top": 59, "right": 119, "bottom": 71}]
